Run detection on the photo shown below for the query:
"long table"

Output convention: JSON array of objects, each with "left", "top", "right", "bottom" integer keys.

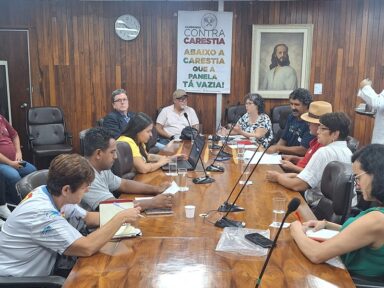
[{"left": 64, "top": 141, "right": 354, "bottom": 287}]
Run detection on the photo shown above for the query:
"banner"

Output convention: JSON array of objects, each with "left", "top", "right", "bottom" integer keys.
[{"left": 177, "top": 11, "right": 233, "bottom": 94}]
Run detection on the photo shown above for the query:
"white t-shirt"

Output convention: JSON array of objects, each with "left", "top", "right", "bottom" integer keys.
[
  {"left": 156, "top": 104, "right": 199, "bottom": 136},
  {"left": 81, "top": 168, "right": 121, "bottom": 211},
  {"left": 0, "top": 186, "right": 84, "bottom": 277},
  {"left": 297, "top": 141, "right": 352, "bottom": 206},
  {"left": 358, "top": 86, "right": 384, "bottom": 144}
]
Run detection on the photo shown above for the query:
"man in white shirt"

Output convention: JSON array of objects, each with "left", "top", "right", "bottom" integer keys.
[
  {"left": 358, "top": 78, "right": 384, "bottom": 144},
  {"left": 266, "top": 112, "right": 352, "bottom": 208},
  {"left": 0, "top": 154, "right": 140, "bottom": 277},
  {"left": 156, "top": 89, "right": 199, "bottom": 144}
]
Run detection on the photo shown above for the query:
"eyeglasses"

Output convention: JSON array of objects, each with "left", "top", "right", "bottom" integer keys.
[
  {"left": 245, "top": 102, "right": 254, "bottom": 106},
  {"left": 353, "top": 171, "right": 367, "bottom": 186},
  {"left": 176, "top": 96, "right": 188, "bottom": 101},
  {"left": 113, "top": 98, "right": 128, "bottom": 103}
]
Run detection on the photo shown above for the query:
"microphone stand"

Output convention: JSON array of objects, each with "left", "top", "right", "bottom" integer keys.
[
  {"left": 217, "top": 143, "right": 262, "bottom": 212},
  {"left": 215, "top": 142, "right": 273, "bottom": 228},
  {"left": 255, "top": 198, "right": 301, "bottom": 288},
  {"left": 206, "top": 114, "right": 243, "bottom": 172},
  {"left": 183, "top": 113, "right": 215, "bottom": 184}
]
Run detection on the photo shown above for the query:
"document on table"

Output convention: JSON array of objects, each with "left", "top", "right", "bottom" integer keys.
[{"left": 244, "top": 150, "right": 282, "bottom": 164}]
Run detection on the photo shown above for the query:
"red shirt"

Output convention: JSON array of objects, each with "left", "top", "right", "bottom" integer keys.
[
  {"left": 0, "top": 115, "right": 18, "bottom": 160},
  {"left": 297, "top": 138, "right": 322, "bottom": 168}
]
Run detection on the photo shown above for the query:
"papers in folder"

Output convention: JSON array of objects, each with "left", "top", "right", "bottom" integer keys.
[
  {"left": 244, "top": 150, "right": 282, "bottom": 164},
  {"left": 99, "top": 199, "right": 142, "bottom": 239}
]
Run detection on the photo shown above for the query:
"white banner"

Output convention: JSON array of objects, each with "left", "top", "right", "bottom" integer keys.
[{"left": 177, "top": 11, "right": 233, "bottom": 94}]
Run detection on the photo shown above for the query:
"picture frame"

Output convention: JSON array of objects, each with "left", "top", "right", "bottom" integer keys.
[{"left": 250, "top": 24, "right": 313, "bottom": 99}]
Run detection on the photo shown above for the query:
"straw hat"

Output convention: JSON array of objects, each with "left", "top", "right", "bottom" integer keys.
[{"left": 300, "top": 101, "right": 332, "bottom": 124}]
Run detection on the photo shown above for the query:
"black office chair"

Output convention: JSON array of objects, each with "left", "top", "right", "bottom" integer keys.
[
  {"left": 96, "top": 117, "right": 104, "bottom": 127},
  {"left": 312, "top": 161, "right": 354, "bottom": 224},
  {"left": 270, "top": 104, "right": 291, "bottom": 143},
  {"left": 26, "top": 107, "right": 73, "bottom": 166},
  {"left": 111, "top": 141, "right": 136, "bottom": 180},
  {"left": 2, "top": 169, "right": 66, "bottom": 288},
  {"left": 224, "top": 104, "right": 246, "bottom": 126},
  {"left": 15, "top": 169, "right": 49, "bottom": 200},
  {"left": 146, "top": 126, "right": 160, "bottom": 154},
  {"left": 346, "top": 136, "right": 360, "bottom": 153},
  {"left": 352, "top": 275, "right": 384, "bottom": 288},
  {"left": 0, "top": 275, "right": 65, "bottom": 288},
  {"left": 79, "top": 128, "right": 91, "bottom": 156}
]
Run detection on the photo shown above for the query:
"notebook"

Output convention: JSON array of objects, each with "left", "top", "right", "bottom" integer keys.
[
  {"left": 99, "top": 199, "right": 142, "bottom": 239},
  {"left": 162, "top": 134, "right": 205, "bottom": 171},
  {"left": 306, "top": 229, "right": 339, "bottom": 242}
]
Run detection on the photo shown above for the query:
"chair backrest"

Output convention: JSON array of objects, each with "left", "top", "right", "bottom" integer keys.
[
  {"left": 96, "top": 117, "right": 104, "bottom": 127},
  {"left": 111, "top": 142, "right": 136, "bottom": 180},
  {"left": 146, "top": 125, "right": 160, "bottom": 154},
  {"left": 225, "top": 104, "right": 246, "bottom": 125},
  {"left": 316, "top": 161, "right": 354, "bottom": 223},
  {"left": 346, "top": 136, "right": 359, "bottom": 153},
  {"left": 27, "top": 107, "right": 67, "bottom": 145},
  {"left": 270, "top": 105, "right": 291, "bottom": 143},
  {"left": 79, "top": 128, "right": 91, "bottom": 156},
  {"left": 15, "top": 169, "right": 49, "bottom": 199}
]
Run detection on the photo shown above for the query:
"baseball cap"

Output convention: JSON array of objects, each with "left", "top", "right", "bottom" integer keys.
[{"left": 173, "top": 89, "right": 188, "bottom": 100}]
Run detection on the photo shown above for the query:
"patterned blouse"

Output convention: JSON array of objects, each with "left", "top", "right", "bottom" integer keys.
[{"left": 237, "top": 113, "right": 273, "bottom": 148}]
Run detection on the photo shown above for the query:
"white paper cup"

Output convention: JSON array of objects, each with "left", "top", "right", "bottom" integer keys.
[{"left": 185, "top": 205, "right": 195, "bottom": 218}]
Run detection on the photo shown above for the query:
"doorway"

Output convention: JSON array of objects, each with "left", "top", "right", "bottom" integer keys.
[{"left": 0, "top": 29, "right": 32, "bottom": 161}]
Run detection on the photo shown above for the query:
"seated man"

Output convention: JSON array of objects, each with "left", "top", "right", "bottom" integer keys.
[
  {"left": 266, "top": 112, "right": 352, "bottom": 209},
  {"left": 0, "top": 113, "right": 36, "bottom": 220},
  {"left": 0, "top": 154, "right": 141, "bottom": 277},
  {"left": 156, "top": 89, "right": 199, "bottom": 144},
  {"left": 280, "top": 101, "right": 332, "bottom": 173},
  {"left": 267, "top": 88, "right": 314, "bottom": 156},
  {"left": 102, "top": 89, "right": 135, "bottom": 139},
  {"left": 81, "top": 127, "right": 173, "bottom": 212}
]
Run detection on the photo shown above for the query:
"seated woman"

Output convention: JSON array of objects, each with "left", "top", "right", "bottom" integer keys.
[
  {"left": 220, "top": 93, "right": 273, "bottom": 148},
  {"left": 0, "top": 113, "right": 36, "bottom": 220},
  {"left": 290, "top": 144, "right": 384, "bottom": 279},
  {"left": 118, "top": 112, "right": 179, "bottom": 174}
]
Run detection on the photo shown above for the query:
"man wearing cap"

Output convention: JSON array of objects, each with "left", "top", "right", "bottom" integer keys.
[
  {"left": 280, "top": 101, "right": 333, "bottom": 173},
  {"left": 103, "top": 89, "right": 135, "bottom": 139},
  {"left": 267, "top": 88, "right": 314, "bottom": 156},
  {"left": 156, "top": 89, "right": 199, "bottom": 144}
]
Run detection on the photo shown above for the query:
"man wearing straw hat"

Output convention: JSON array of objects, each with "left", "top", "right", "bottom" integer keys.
[{"left": 280, "top": 101, "right": 333, "bottom": 173}]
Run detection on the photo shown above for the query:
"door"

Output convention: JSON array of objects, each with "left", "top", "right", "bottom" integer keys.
[{"left": 0, "top": 29, "right": 32, "bottom": 160}]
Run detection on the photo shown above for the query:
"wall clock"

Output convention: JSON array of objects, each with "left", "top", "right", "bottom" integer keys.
[{"left": 115, "top": 14, "right": 141, "bottom": 41}]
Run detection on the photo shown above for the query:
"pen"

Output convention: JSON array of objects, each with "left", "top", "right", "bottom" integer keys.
[
  {"left": 113, "top": 202, "right": 145, "bottom": 218},
  {"left": 294, "top": 211, "right": 302, "bottom": 223}
]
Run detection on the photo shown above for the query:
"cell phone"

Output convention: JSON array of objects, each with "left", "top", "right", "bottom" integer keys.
[
  {"left": 245, "top": 233, "right": 274, "bottom": 248},
  {"left": 19, "top": 161, "right": 27, "bottom": 167}
]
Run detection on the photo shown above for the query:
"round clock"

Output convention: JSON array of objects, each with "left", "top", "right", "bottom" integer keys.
[{"left": 115, "top": 14, "right": 141, "bottom": 41}]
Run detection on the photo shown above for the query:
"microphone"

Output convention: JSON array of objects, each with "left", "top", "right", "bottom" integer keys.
[
  {"left": 255, "top": 198, "right": 301, "bottom": 288},
  {"left": 217, "top": 143, "right": 262, "bottom": 212},
  {"left": 206, "top": 112, "right": 244, "bottom": 172},
  {"left": 215, "top": 140, "right": 273, "bottom": 228},
  {"left": 183, "top": 113, "right": 215, "bottom": 184}
]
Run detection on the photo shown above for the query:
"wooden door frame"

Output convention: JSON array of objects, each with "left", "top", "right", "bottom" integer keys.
[{"left": 0, "top": 29, "right": 32, "bottom": 110}]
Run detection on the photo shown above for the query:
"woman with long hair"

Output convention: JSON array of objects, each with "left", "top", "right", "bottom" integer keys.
[{"left": 118, "top": 112, "right": 177, "bottom": 174}]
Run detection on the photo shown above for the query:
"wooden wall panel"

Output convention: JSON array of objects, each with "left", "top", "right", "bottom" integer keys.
[{"left": 0, "top": 0, "right": 383, "bottom": 152}]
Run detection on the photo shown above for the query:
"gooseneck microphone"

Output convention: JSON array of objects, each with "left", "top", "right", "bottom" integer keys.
[
  {"left": 215, "top": 140, "right": 273, "bottom": 228},
  {"left": 255, "top": 198, "right": 301, "bottom": 288},
  {"left": 217, "top": 143, "right": 262, "bottom": 212},
  {"left": 206, "top": 113, "right": 244, "bottom": 173},
  {"left": 183, "top": 113, "right": 215, "bottom": 184}
]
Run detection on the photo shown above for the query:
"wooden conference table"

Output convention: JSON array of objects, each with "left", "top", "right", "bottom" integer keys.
[{"left": 64, "top": 140, "right": 354, "bottom": 287}]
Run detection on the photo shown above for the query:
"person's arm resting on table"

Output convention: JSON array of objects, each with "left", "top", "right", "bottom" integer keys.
[{"left": 290, "top": 211, "right": 384, "bottom": 264}]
